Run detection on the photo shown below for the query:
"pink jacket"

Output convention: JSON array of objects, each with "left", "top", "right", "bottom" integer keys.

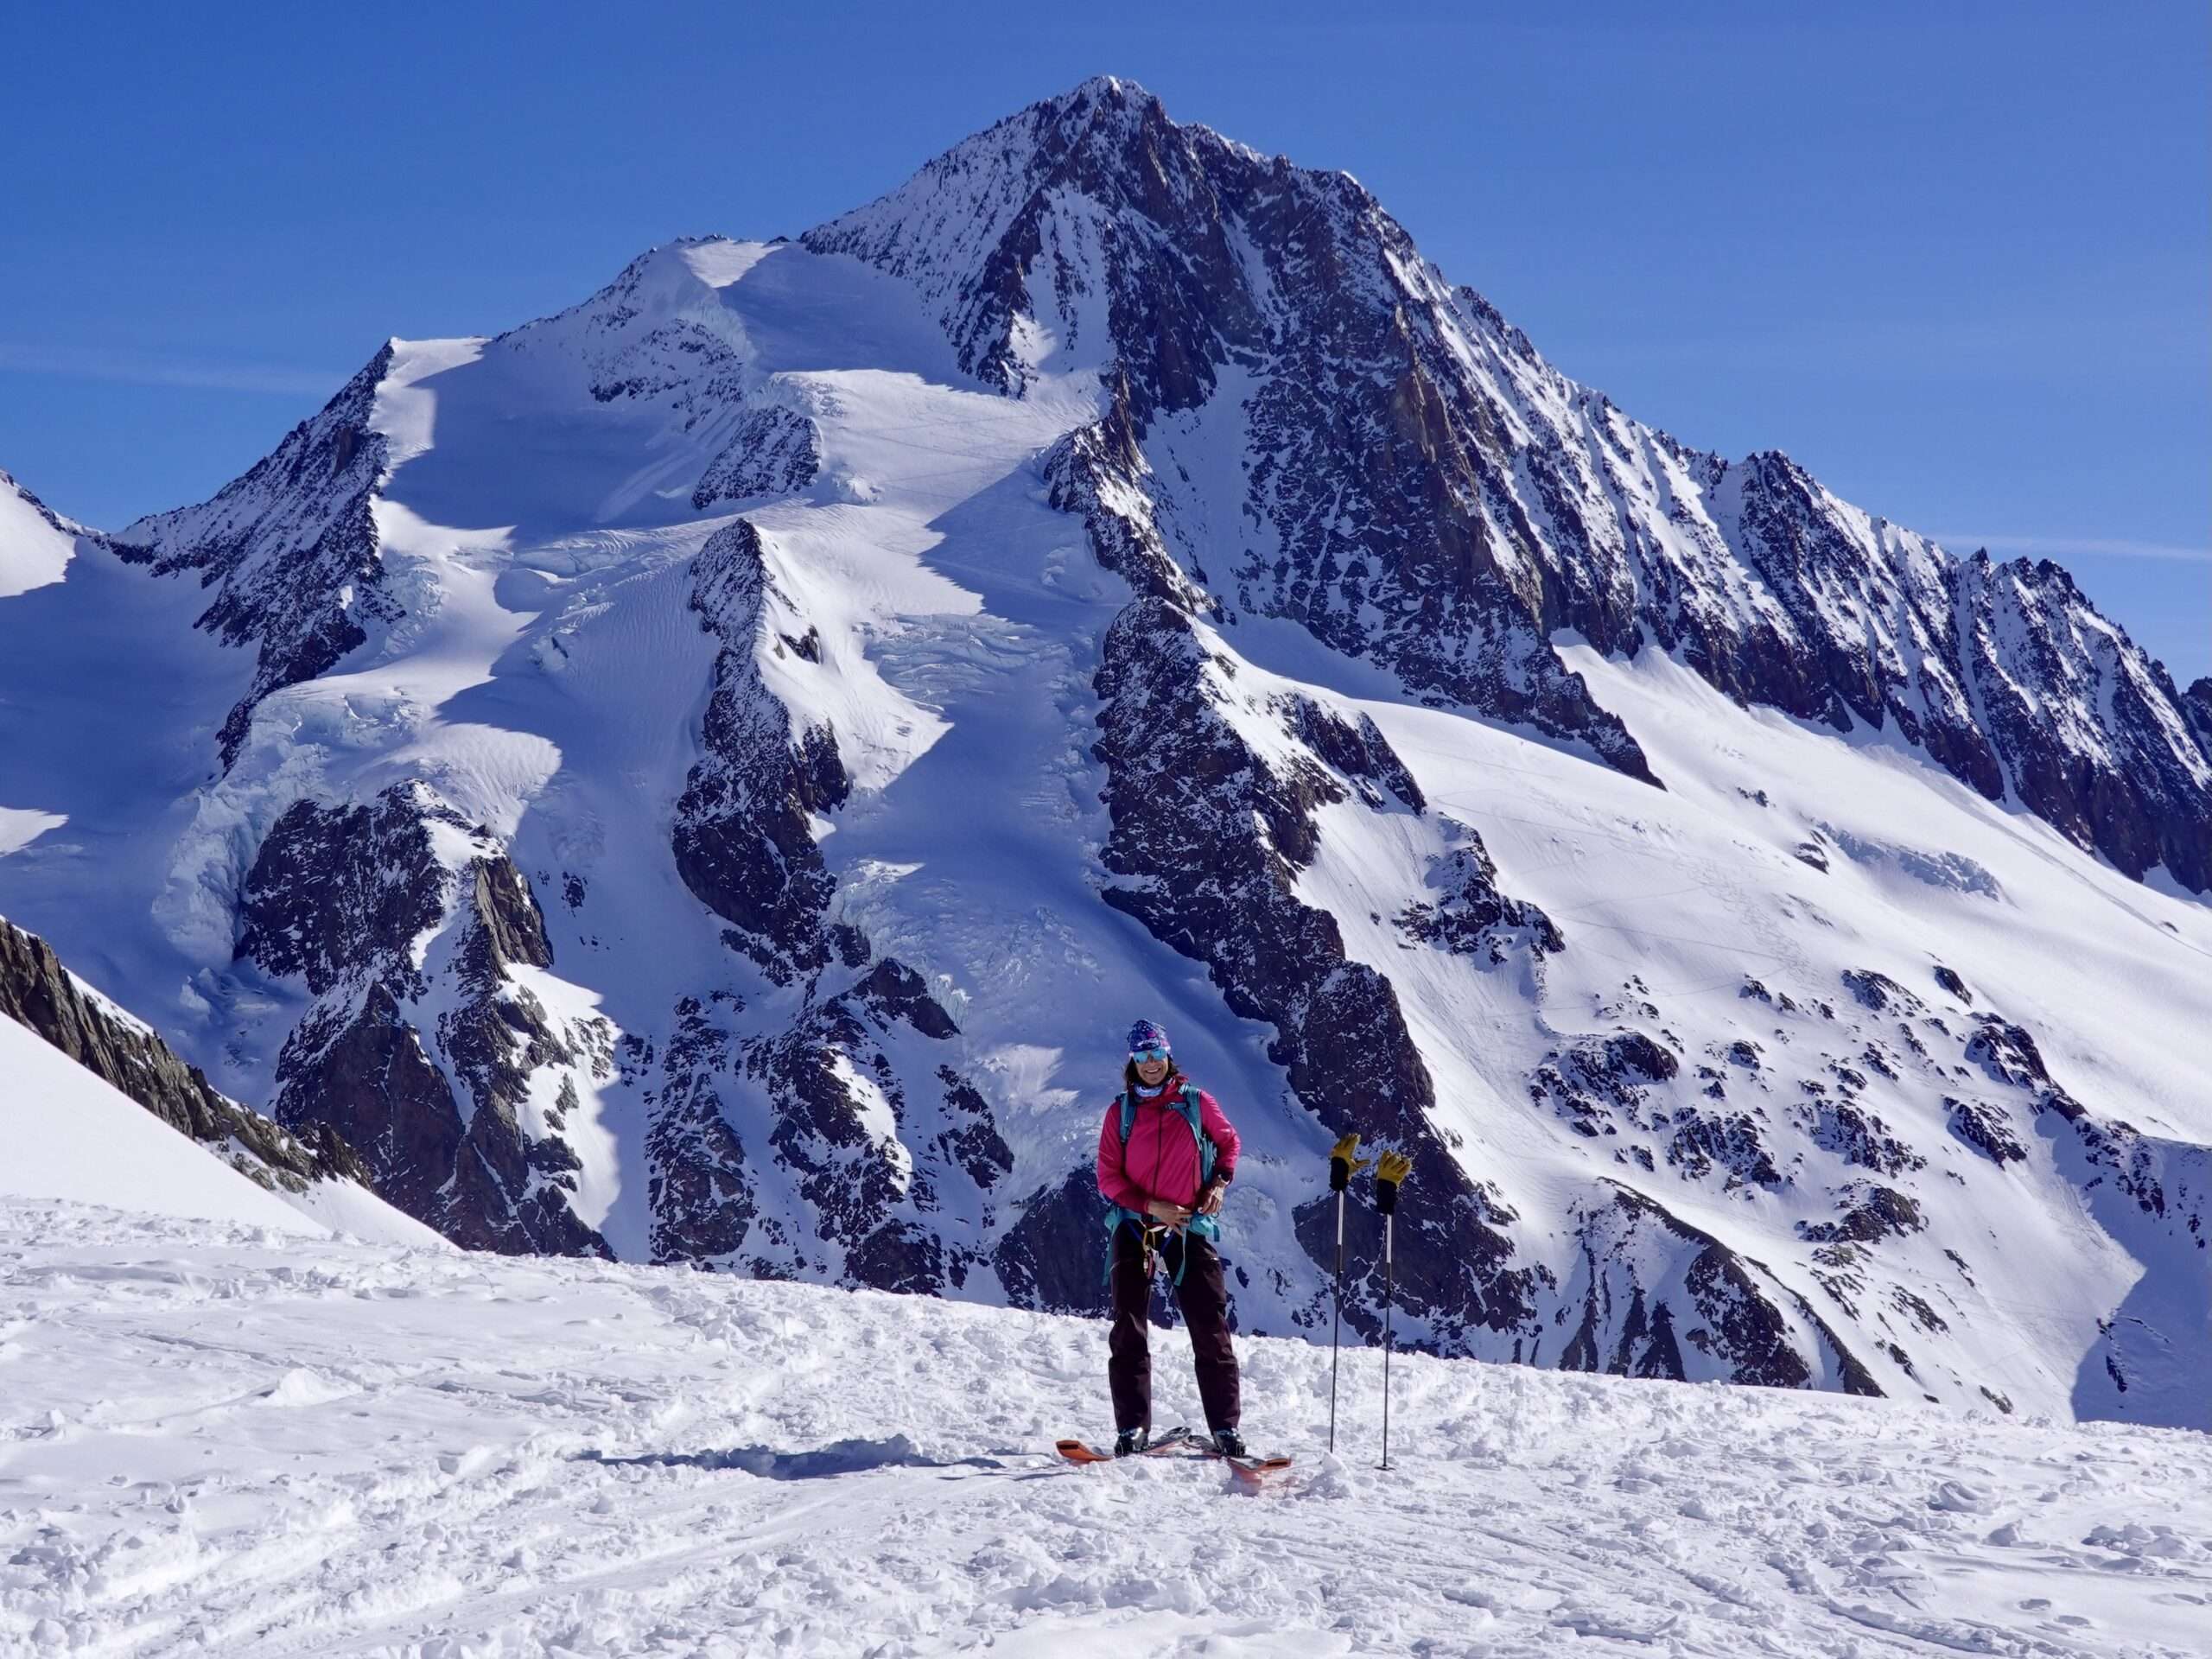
[{"left": 1096, "top": 1073, "right": 1241, "bottom": 1212}]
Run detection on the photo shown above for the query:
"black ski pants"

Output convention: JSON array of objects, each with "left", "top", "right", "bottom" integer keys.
[{"left": 1108, "top": 1221, "right": 1241, "bottom": 1433}]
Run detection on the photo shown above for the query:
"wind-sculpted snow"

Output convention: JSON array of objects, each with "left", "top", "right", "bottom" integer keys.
[{"left": 6, "top": 1205, "right": 2212, "bottom": 1656}]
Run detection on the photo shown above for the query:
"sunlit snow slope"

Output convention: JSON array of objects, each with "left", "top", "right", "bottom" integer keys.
[{"left": 0, "top": 1014, "right": 442, "bottom": 1247}]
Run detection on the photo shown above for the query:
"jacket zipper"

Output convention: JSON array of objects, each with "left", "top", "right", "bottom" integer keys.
[{"left": 1143, "top": 1081, "right": 1191, "bottom": 1206}]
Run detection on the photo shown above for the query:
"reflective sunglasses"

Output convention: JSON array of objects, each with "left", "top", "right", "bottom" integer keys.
[{"left": 1130, "top": 1046, "right": 1171, "bottom": 1065}]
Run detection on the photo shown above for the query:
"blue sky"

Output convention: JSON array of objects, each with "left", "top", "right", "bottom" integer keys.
[{"left": 3, "top": 2, "right": 2204, "bottom": 677}]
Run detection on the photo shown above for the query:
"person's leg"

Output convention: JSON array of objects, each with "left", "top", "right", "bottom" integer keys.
[
  {"left": 1173, "top": 1236, "right": 1242, "bottom": 1432},
  {"left": 1107, "top": 1221, "right": 1154, "bottom": 1433}
]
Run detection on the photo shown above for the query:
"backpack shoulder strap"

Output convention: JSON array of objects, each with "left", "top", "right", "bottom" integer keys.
[
  {"left": 1178, "top": 1084, "right": 1217, "bottom": 1185},
  {"left": 1116, "top": 1091, "right": 1136, "bottom": 1142}
]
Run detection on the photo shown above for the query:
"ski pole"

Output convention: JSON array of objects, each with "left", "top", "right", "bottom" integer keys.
[
  {"left": 1325, "top": 1133, "right": 1367, "bottom": 1453},
  {"left": 1374, "top": 1152, "right": 1412, "bottom": 1471}
]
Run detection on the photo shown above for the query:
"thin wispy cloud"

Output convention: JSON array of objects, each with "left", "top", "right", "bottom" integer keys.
[
  {"left": 0, "top": 342, "right": 340, "bottom": 398},
  {"left": 1930, "top": 532, "right": 2212, "bottom": 566}
]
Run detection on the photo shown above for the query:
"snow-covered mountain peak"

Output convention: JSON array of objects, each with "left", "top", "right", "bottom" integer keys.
[
  {"left": 803, "top": 76, "right": 1359, "bottom": 400},
  {"left": 4, "top": 83, "right": 2209, "bottom": 1435}
]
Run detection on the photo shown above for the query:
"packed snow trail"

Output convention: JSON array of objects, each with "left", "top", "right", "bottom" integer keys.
[{"left": 3, "top": 1205, "right": 2209, "bottom": 1656}]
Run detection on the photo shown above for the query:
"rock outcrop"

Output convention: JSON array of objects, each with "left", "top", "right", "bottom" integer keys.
[
  {"left": 1, "top": 912, "right": 369, "bottom": 1194},
  {"left": 244, "top": 783, "right": 612, "bottom": 1255}
]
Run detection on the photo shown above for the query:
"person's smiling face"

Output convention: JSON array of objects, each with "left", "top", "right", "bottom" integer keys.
[{"left": 1133, "top": 1048, "right": 1172, "bottom": 1087}]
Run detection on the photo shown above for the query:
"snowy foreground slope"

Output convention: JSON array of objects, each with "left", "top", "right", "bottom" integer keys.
[
  {"left": 5, "top": 1204, "right": 2211, "bottom": 1659},
  {"left": 2, "top": 78, "right": 2210, "bottom": 1427}
]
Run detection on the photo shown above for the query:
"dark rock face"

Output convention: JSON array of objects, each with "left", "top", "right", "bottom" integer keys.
[
  {"left": 1841, "top": 969, "right": 1920, "bottom": 1016},
  {"left": 1039, "top": 375, "right": 1209, "bottom": 608},
  {"left": 1280, "top": 695, "right": 1427, "bottom": 815},
  {"left": 239, "top": 794, "right": 450, "bottom": 999},
  {"left": 1399, "top": 836, "right": 1564, "bottom": 964},
  {"left": 1529, "top": 1031, "right": 1676, "bottom": 1138},
  {"left": 692, "top": 405, "right": 820, "bottom": 510},
  {"left": 1801, "top": 1185, "right": 1925, "bottom": 1245},
  {"left": 992, "top": 1166, "right": 1112, "bottom": 1314},
  {"left": 243, "top": 782, "right": 610, "bottom": 1255},
  {"left": 641, "top": 995, "right": 756, "bottom": 1264},
  {"left": 814, "top": 77, "right": 2209, "bottom": 893},
  {"left": 1806, "top": 1101, "right": 1926, "bottom": 1177},
  {"left": 1665, "top": 1109, "right": 1784, "bottom": 1190},
  {"left": 0, "top": 913, "right": 367, "bottom": 1193},
  {"left": 1088, "top": 594, "right": 1548, "bottom": 1346},
  {"left": 635, "top": 937, "right": 1007, "bottom": 1291},
  {"left": 1952, "top": 556, "right": 2211, "bottom": 892},
  {"left": 737, "top": 958, "right": 1001, "bottom": 1287},
  {"left": 111, "top": 348, "right": 402, "bottom": 769},
  {"left": 2185, "top": 678, "right": 2212, "bottom": 759},
  {"left": 672, "top": 519, "right": 850, "bottom": 985},
  {"left": 1965, "top": 1015, "right": 2052, "bottom": 1092},
  {"left": 1563, "top": 1186, "right": 1880, "bottom": 1395}
]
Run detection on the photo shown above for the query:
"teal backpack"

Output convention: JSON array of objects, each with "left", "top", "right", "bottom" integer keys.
[{"left": 1102, "top": 1082, "right": 1219, "bottom": 1286}]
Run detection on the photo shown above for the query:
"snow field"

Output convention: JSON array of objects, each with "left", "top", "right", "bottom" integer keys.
[
  {"left": 1160, "top": 592, "right": 2212, "bottom": 1416},
  {"left": 4, "top": 1203, "right": 2210, "bottom": 1657}
]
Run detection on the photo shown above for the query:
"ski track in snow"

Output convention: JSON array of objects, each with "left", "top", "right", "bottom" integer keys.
[{"left": 3, "top": 1205, "right": 2209, "bottom": 1658}]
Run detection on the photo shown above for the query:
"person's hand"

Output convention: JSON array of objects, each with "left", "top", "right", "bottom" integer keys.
[
  {"left": 1147, "top": 1198, "right": 1193, "bottom": 1228},
  {"left": 1196, "top": 1184, "right": 1225, "bottom": 1217}
]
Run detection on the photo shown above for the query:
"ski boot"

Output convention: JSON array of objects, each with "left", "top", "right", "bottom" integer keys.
[
  {"left": 1210, "top": 1427, "right": 1249, "bottom": 1459},
  {"left": 1113, "top": 1427, "right": 1150, "bottom": 1458}
]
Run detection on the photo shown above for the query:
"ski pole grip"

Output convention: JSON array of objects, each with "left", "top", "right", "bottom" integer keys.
[
  {"left": 1375, "top": 1150, "right": 1412, "bottom": 1214},
  {"left": 1328, "top": 1132, "right": 1362, "bottom": 1192}
]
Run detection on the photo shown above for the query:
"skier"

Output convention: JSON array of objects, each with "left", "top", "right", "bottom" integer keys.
[{"left": 1096, "top": 1018, "right": 1246, "bottom": 1458}]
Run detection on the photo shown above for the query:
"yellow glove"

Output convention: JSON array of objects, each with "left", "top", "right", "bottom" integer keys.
[
  {"left": 1375, "top": 1149, "right": 1412, "bottom": 1215},
  {"left": 1329, "top": 1133, "right": 1372, "bottom": 1192}
]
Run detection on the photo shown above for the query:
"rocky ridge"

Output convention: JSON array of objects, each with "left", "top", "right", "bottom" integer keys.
[
  {"left": 2, "top": 912, "right": 372, "bottom": 1200},
  {"left": 240, "top": 782, "right": 614, "bottom": 1255},
  {"left": 816, "top": 77, "right": 2211, "bottom": 891}
]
